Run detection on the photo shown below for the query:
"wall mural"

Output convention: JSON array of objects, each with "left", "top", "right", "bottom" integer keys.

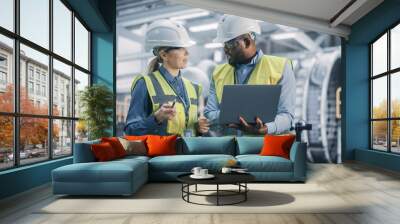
[
  {"left": 293, "top": 50, "right": 341, "bottom": 163},
  {"left": 116, "top": 0, "right": 342, "bottom": 163}
]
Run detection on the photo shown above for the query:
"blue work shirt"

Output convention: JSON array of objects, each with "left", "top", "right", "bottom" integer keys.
[
  {"left": 124, "top": 66, "right": 190, "bottom": 135},
  {"left": 204, "top": 50, "right": 296, "bottom": 135}
]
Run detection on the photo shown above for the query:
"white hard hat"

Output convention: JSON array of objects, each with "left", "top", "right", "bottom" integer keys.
[
  {"left": 145, "top": 19, "right": 195, "bottom": 52},
  {"left": 213, "top": 15, "right": 261, "bottom": 43}
]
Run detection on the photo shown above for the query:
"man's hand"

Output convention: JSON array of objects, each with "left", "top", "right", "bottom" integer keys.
[
  {"left": 228, "top": 116, "right": 268, "bottom": 135},
  {"left": 154, "top": 103, "right": 176, "bottom": 123},
  {"left": 197, "top": 116, "right": 210, "bottom": 134}
]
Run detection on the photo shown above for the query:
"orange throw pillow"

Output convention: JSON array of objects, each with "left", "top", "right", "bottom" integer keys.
[
  {"left": 101, "top": 137, "right": 127, "bottom": 158},
  {"left": 124, "top": 135, "right": 148, "bottom": 142},
  {"left": 259, "top": 135, "right": 296, "bottom": 159},
  {"left": 91, "top": 142, "right": 117, "bottom": 161},
  {"left": 146, "top": 135, "right": 178, "bottom": 157}
]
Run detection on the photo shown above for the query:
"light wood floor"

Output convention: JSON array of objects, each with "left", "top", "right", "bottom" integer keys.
[{"left": 1, "top": 162, "right": 400, "bottom": 224}]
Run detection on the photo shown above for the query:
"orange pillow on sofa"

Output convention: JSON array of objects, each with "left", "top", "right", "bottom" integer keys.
[
  {"left": 259, "top": 135, "right": 296, "bottom": 159},
  {"left": 91, "top": 142, "right": 118, "bottom": 161},
  {"left": 101, "top": 137, "right": 126, "bottom": 158},
  {"left": 146, "top": 135, "right": 178, "bottom": 157},
  {"left": 124, "top": 135, "right": 148, "bottom": 142}
]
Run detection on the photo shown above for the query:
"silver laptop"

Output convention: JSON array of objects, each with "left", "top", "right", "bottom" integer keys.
[{"left": 219, "top": 85, "right": 281, "bottom": 124}]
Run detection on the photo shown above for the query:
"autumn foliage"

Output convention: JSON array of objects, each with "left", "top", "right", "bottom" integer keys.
[
  {"left": 372, "top": 99, "right": 400, "bottom": 142},
  {"left": 0, "top": 84, "right": 59, "bottom": 151}
]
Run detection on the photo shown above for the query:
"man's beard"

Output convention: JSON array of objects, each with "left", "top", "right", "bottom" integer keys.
[
  {"left": 227, "top": 53, "right": 248, "bottom": 66},
  {"left": 226, "top": 52, "right": 241, "bottom": 66},
  {"left": 227, "top": 55, "right": 236, "bottom": 66}
]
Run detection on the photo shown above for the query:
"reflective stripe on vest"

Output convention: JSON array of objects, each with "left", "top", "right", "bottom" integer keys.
[
  {"left": 212, "top": 55, "right": 289, "bottom": 104},
  {"left": 131, "top": 71, "right": 202, "bottom": 136}
]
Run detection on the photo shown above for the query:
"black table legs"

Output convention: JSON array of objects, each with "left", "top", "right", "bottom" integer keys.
[
  {"left": 181, "top": 183, "right": 249, "bottom": 206},
  {"left": 216, "top": 184, "right": 219, "bottom": 206}
]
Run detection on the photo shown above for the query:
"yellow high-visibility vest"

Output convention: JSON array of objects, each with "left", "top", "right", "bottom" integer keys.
[
  {"left": 212, "top": 55, "right": 290, "bottom": 103},
  {"left": 131, "top": 70, "right": 202, "bottom": 136}
]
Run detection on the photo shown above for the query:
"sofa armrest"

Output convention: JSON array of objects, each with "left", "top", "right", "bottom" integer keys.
[
  {"left": 289, "top": 141, "right": 307, "bottom": 181},
  {"left": 73, "top": 140, "right": 100, "bottom": 163}
]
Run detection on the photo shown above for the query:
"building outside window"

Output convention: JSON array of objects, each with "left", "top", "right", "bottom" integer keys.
[
  {"left": 371, "top": 23, "right": 400, "bottom": 154},
  {"left": 0, "top": 55, "right": 6, "bottom": 67},
  {"left": 0, "top": 0, "right": 91, "bottom": 170},
  {"left": 28, "top": 81, "right": 34, "bottom": 94},
  {"left": 0, "top": 71, "right": 7, "bottom": 93},
  {"left": 0, "top": 55, "right": 7, "bottom": 89},
  {"left": 35, "top": 70, "right": 40, "bottom": 81},
  {"left": 35, "top": 83, "right": 40, "bottom": 95},
  {"left": 41, "top": 85, "right": 46, "bottom": 97},
  {"left": 28, "top": 67, "right": 34, "bottom": 80},
  {"left": 0, "top": 71, "right": 6, "bottom": 84},
  {"left": 41, "top": 73, "right": 46, "bottom": 83},
  {"left": 54, "top": 88, "right": 58, "bottom": 104}
]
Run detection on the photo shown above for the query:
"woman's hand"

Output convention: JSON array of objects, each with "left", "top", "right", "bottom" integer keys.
[
  {"left": 197, "top": 116, "right": 210, "bottom": 134},
  {"left": 154, "top": 103, "right": 176, "bottom": 123}
]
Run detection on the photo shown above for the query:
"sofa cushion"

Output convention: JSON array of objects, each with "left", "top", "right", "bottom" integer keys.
[
  {"left": 260, "top": 135, "right": 296, "bottom": 159},
  {"left": 236, "top": 137, "right": 264, "bottom": 155},
  {"left": 179, "top": 137, "right": 235, "bottom": 155},
  {"left": 115, "top": 155, "right": 150, "bottom": 163},
  {"left": 118, "top": 138, "right": 147, "bottom": 156},
  {"left": 124, "top": 135, "right": 148, "bottom": 141},
  {"left": 52, "top": 158, "right": 147, "bottom": 183},
  {"left": 91, "top": 142, "right": 118, "bottom": 162},
  {"left": 149, "top": 154, "right": 235, "bottom": 172},
  {"left": 73, "top": 139, "right": 100, "bottom": 163},
  {"left": 101, "top": 137, "right": 127, "bottom": 158},
  {"left": 147, "top": 135, "right": 178, "bottom": 157},
  {"left": 236, "top": 155, "right": 293, "bottom": 172}
]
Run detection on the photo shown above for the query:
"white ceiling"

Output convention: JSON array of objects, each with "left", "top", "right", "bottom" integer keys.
[
  {"left": 116, "top": 0, "right": 344, "bottom": 93},
  {"left": 171, "top": 0, "right": 384, "bottom": 38},
  {"left": 227, "top": 0, "right": 353, "bottom": 22}
]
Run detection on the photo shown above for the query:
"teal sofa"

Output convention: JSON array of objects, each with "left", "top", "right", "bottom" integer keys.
[{"left": 52, "top": 137, "right": 307, "bottom": 196}]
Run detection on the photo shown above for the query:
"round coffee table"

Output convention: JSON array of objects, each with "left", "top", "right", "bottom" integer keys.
[{"left": 177, "top": 172, "right": 255, "bottom": 206}]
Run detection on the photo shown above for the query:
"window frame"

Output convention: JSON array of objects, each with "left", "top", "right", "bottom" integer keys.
[
  {"left": 370, "top": 20, "right": 400, "bottom": 154},
  {"left": 0, "top": 53, "right": 7, "bottom": 87},
  {"left": 0, "top": 0, "right": 92, "bottom": 171}
]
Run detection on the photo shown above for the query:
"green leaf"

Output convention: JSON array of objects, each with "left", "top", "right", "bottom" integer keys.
[{"left": 79, "top": 84, "right": 114, "bottom": 140}]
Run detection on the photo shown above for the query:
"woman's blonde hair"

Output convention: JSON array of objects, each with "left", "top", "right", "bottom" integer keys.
[
  {"left": 146, "top": 47, "right": 167, "bottom": 75},
  {"left": 146, "top": 56, "right": 161, "bottom": 75}
]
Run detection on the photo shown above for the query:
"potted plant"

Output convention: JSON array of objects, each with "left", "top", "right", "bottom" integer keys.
[{"left": 79, "top": 84, "right": 114, "bottom": 140}]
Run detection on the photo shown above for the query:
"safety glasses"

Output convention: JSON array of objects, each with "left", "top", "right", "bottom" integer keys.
[
  {"left": 165, "top": 47, "right": 184, "bottom": 52},
  {"left": 223, "top": 36, "right": 244, "bottom": 51},
  {"left": 224, "top": 32, "right": 256, "bottom": 51}
]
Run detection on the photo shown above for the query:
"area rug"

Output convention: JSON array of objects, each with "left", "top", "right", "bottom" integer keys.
[{"left": 37, "top": 183, "right": 362, "bottom": 214}]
